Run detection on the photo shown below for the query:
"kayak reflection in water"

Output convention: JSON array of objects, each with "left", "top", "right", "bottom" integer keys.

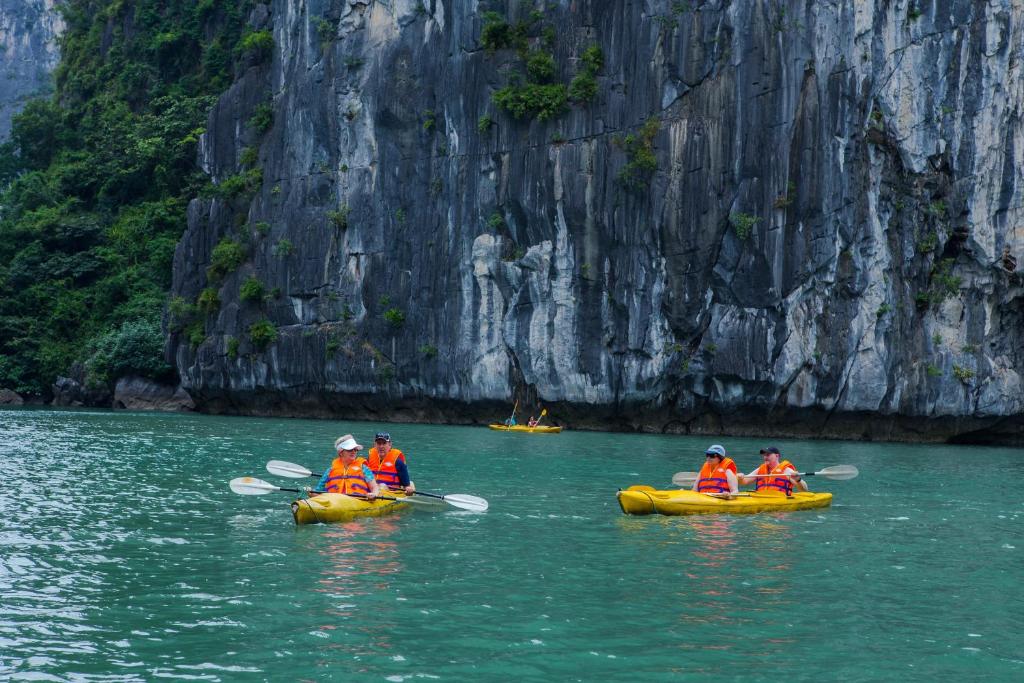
[
  {"left": 367, "top": 431, "right": 416, "bottom": 495},
  {"left": 738, "top": 446, "right": 808, "bottom": 495},
  {"left": 312, "top": 434, "right": 380, "bottom": 499},
  {"left": 693, "top": 444, "right": 739, "bottom": 495}
]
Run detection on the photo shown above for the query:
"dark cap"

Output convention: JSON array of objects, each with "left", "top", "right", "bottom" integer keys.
[
  {"left": 759, "top": 446, "right": 781, "bottom": 455},
  {"left": 374, "top": 432, "right": 391, "bottom": 442}
]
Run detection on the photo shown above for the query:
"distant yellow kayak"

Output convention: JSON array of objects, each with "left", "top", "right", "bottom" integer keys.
[
  {"left": 487, "top": 424, "right": 563, "bottom": 433},
  {"left": 291, "top": 492, "right": 409, "bottom": 524},
  {"left": 616, "top": 486, "right": 832, "bottom": 516}
]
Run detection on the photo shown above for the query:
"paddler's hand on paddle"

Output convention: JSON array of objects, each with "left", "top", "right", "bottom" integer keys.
[{"left": 404, "top": 482, "right": 416, "bottom": 495}]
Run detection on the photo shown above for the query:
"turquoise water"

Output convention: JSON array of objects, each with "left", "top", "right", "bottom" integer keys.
[{"left": 1, "top": 408, "right": 1022, "bottom": 681}]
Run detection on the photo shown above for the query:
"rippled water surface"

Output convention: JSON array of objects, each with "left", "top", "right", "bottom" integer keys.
[{"left": 1, "top": 408, "right": 1022, "bottom": 680}]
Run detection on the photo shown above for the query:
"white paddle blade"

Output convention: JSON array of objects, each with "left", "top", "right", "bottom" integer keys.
[
  {"left": 267, "top": 460, "right": 314, "bottom": 478},
  {"left": 671, "top": 472, "right": 698, "bottom": 487},
  {"left": 817, "top": 465, "right": 859, "bottom": 480},
  {"left": 443, "top": 494, "right": 489, "bottom": 512},
  {"left": 230, "top": 477, "right": 279, "bottom": 495}
]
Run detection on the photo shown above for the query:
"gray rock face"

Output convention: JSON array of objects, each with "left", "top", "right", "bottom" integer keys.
[
  {"left": 169, "top": 1, "right": 1024, "bottom": 444},
  {"left": 0, "top": 388, "right": 23, "bottom": 405},
  {"left": 0, "top": 0, "right": 62, "bottom": 138},
  {"left": 113, "top": 376, "right": 195, "bottom": 412}
]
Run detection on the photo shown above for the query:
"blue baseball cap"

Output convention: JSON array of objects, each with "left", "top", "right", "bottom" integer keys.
[
  {"left": 374, "top": 432, "right": 391, "bottom": 442},
  {"left": 704, "top": 444, "right": 726, "bottom": 457}
]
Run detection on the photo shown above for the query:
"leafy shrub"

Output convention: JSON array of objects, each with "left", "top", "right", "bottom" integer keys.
[
  {"left": 487, "top": 212, "right": 505, "bottom": 230},
  {"left": 730, "top": 212, "right": 759, "bottom": 241},
  {"left": 422, "top": 109, "right": 436, "bottom": 132},
  {"left": 212, "top": 168, "right": 263, "bottom": 199},
  {"left": 328, "top": 205, "right": 350, "bottom": 230},
  {"left": 207, "top": 238, "right": 246, "bottom": 281},
  {"left": 273, "top": 238, "right": 294, "bottom": 259},
  {"left": 568, "top": 72, "right": 597, "bottom": 102},
  {"left": 237, "top": 30, "right": 274, "bottom": 63},
  {"left": 526, "top": 51, "right": 556, "bottom": 83},
  {"left": 314, "top": 17, "right": 335, "bottom": 45},
  {"left": 478, "top": 114, "right": 493, "bottom": 132},
  {"left": 419, "top": 344, "right": 438, "bottom": 358},
  {"left": 952, "top": 365, "right": 974, "bottom": 382},
  {"left": 493, "top": 83, "right": 568, "bottom": 120},
  {"left": 239, "top": 276, "right": 264, "bottom": 302},
  {"left": 569, "top": 45, "right": 603, "bottom": 103},
  {"left": 197, "top": 287, "right": 220, "bottom": 314},
  {"left": 383, "top": 308, "right": 405, "bottom": 327},
  {"left": 249, "top": 103, "right": 273, "bottom": 133},
  {"left": 239, "top": 146, "right": 258, "bottom": 168},
  {"left": 248, "top": 319, "right": 278, "bottom": 350},
  {"left": 617, "top": 118, "right": 660, "bottom": 189},
  {"left": 86, "top": 319, "right": 173, "bottom": 384},
  {"left": 226, "top": 336, "right": 239, "bottom": 359}
]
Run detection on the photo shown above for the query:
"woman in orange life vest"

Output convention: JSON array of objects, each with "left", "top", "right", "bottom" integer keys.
[
  {"left": 739, "top": 446, "right": 808, "bottom": 496},
  {"left": 312, "top": 434, "right": 380, "bottom": 498},
  {"left": 692, "top": 444, "right": 739, "bottom": 495},
  {"left": 367, "top": 432, "right": 416, "bottom": 494}
]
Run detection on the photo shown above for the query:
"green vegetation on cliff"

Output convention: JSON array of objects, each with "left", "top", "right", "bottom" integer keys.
[{"left": 0, "top": 1, "right": 253, "bottom": 396}]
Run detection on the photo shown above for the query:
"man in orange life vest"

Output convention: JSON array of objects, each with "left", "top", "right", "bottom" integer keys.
[
  {"left": 312, "top": 434, "right": 380, "bottom": 498},
  {"left": 692, "top": 444, "right": 739, "bottom": 495},
  {"left": 739, "top": 446, "right": 808, "bottom": 496},
  {"left": 367, "top": 432, "right": 416, "bottom": 494}
]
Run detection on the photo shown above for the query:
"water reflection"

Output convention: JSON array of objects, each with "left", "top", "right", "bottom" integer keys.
[{"left": 295, "top": 517, "right": 406, "bottom": 664}]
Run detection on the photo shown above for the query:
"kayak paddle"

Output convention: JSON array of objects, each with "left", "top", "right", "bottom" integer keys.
[
  {"left": 229, "top": 476, "right": 422, "bottom": 503},
  {"left": 266, "top": 460, "right": 489, "bottom": 512},
  {"left": 671, "top": 464, "right": 858, "bottom": 487}
]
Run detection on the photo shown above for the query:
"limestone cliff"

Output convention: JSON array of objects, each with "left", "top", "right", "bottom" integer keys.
[
  {"left": 0, "top": 0, "right": 62, "bottom": 138},
  {"left": 169, "top": 0, "right": 1024, "bottom": 444}
]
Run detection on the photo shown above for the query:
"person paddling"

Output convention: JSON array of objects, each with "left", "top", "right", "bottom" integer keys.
[
  {"left": 693, "top": 444, "right": 738, "bottom": 496},
  {"left": 367, "top": 432, "right": 415, "bottom": 495},
  {"left": 312, "top": 434, "right": 380, "bottom": 499},
  {"left": 739, "top": 446, "right": 808, "bottom": 496}
]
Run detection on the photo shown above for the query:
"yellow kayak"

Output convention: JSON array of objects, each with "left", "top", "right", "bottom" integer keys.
[
  {"left": 291, "top": 492, "right": 410, "bottom": 525},
  {"left": 616, "top": 486, "right": 832, "bottom": 516},
  {"left": 487, "top": 424, "right": 563, "bottom": 433}
]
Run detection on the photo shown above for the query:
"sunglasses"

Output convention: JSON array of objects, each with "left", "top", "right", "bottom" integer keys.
[{"left": 705, "top": 454, "right": 718, "bottom": 458}]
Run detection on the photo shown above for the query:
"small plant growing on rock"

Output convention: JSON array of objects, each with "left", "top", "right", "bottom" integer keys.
[
  {"left": 487, "top": 212, "right": 505, "bottom": 230},
  {"left": 952, "top": 365, "right": 974, "bottom": 383},
  {"left": 383, "top": 308, "right": 405, "bottom": 328},
  {"left": 226, "top": 337, "right": 239, "bottom": 360},
  {"left": 237, "top": 30, "right": 274, "bottom": 63},
  {"left": 273, "top": 238, "right": 294, "bottom": 259},
  {"left": 729, "top": 212, "right": 759, "bottom": 241},
  {"left": 248, "top": 319, "right": 278, "bottom": 350},
  {"left": 419, "top": 344, "right": 438, "bottom": 358},
  {"left": 249, "top": 102, "right": 273, "bottom": 133},
  {"left": 207, "top": 239, "right": 246, "bottom": 282},
  {"left": 239, "top": 276, "right": 265, "bottom": 302},
  {"left": 617, "top": 118, "right": 659, "bottom": 189},
  {"left": 327, "top": 205, "right": 350, "bottom": 230},
  {"left": 197, "top": 287, "right": 220, "bottom": 315},
  {"left": 926, "top": 364, "right": 942, "bottom": 377},
  {"left": 478, "top": 114, "right": 493, "bottom": 132}
]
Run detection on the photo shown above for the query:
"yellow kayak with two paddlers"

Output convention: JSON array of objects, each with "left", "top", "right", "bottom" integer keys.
[
  {"left": 487, "top": 424, "right": 563, "bottom": 433},
  {"left": 291, "top": 491, "right": 411, "bottom": 524},
  {"left": 617, "top": 486, "right": 833, "bottom": 516}
]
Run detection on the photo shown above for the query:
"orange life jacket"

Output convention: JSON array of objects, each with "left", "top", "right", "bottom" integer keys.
[
  {"left": 697, "top": 457, "right": 737, "bottom": 493},
  {"left": 755, "top": 460, "right": 796, "bottom": 496},
  {"left": 368, "top": 447, "right": 406, "bottom": 489},
  {"left": 322, "top": 456, "right": 373, "bottom": 495}
]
